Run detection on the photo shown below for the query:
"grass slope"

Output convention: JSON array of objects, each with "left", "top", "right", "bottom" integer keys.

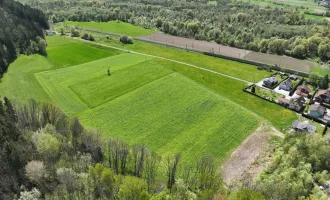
[
  {"left": 0, "top": 55, "right": 54, "bottom": 104},
  {"left": 47, "top": 36, "right": 121, "bottom": 68},
  {"left": 96, "top": 36, "right": 270, "bottom": 82},
  {"left": 36, "top": 54, "right": 153, "bottom": 115},
  {"left": 78, "top": 73, "right": 259, "bottom": 163},
  {"left": 70, "top": 60, "right": 173, "bottom": 108},
  {"left": 64, "top": 21, "right": 156, "bottom": 37}
]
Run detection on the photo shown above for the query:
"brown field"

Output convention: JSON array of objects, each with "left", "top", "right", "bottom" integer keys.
[
  {"left": 137, "top": 32, "right": 249, "bottom": 58},
  {"left": 138, "top": 32, "right": 316, "bottom": 73},
  {"left": 245, "top": 52, "right": 316, "bottom": 73}
]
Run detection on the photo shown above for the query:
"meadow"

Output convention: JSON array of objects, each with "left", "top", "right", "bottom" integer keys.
[
  {"left": 63, "top": 21, "right": 156, "bottom": 37},
  {"left": 0, "top": 35, "right": 297, "bottom": 164}
]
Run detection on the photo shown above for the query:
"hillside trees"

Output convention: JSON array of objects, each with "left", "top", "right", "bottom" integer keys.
[
  {"left": 0, "top": 0, "right": 48, "bottom": 76},
  {"left": 22, "top": 0, "right": 330, "bottom": 62}
]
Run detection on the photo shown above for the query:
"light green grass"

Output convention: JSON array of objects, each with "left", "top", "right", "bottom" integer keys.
[
  {"left": 36, "top": 54, "right": 153, "bottom": 115},
  {"left": 304, "top": 14, "right": 325, "bottom": 20},
  {"left": 63, "top": 21, "right": 156, "bottom": 37},
  {"left": 78, "top": 73, "right": 259, "bottom": 163},
  {"left": 207, "top": 1, "right": 217, "bottom": 5},
  {"left": 97, "top": 36, "right": 271, "bottom": 82},
  {"left": 310, "top": 67, "right": 330, "bottom": 76},
  {"left": 0, "top": 55, "right": 54, "bottom": 104},
  {"left": 47, "top": 36, "right": 121, "bottom": 68},
  {"left": 70, "top": 60, "right": 173, "bottom": 108}
]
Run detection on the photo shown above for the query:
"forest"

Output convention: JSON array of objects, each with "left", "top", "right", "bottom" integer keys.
[
  {"left": 1, "top": 97, "right": 330, "bottom": 200},
  {"left": 0, "top": 0, "right": 48, "bottom": 76},
  {"left": 20, "top": 0, "right": 330, "bottom": 63}
]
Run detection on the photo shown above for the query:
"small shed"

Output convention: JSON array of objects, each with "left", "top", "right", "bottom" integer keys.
[
  {"left": 291, "top": 120, "right": 316, "bottom": 133},
  {"left": 45, "top": 30, "right": 53, "bottom": 36},
  {"left": 289, "top": 75, "right": 297, "bottom": 80}
]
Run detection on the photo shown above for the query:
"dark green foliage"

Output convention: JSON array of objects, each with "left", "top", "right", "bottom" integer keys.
[
  {"left": 21, "top": 0, "right": 330, "bottom": 62},
  {"left": 120, "top": 35, "right": 134, "bottom": 44},
  {"left": 0, "top": 0, "right": 48, "bottom": 75},
  {"left": 82, "top": 33, "right": 95, "bottom": 41}
]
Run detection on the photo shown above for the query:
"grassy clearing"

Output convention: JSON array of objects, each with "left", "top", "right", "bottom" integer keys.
[
  {"left": 63, "top": 21, "right": 156, "bottom": 37},
  {"left": 304, "top": 14, "right": 325, "bottom": 20},
  {"left": 70, "top": 60, "right": 173, "bottom": 108},
  {"left": 310, "top": 67, "right": 330, "bottom": 76},
  {"left": 0, "top": 55, "right": 54, "bottom": 104},
  {"left": 78, "top": 73, "right": 259, "bottom": 163},
  {"left": 47, "top": 36, "right": 121, "bottom": 68},
  {"left": 154, "top": 59, "right": 297, "bottom": 130},
  {"left": 36, "top": 54, "right": 153, "bottom": 115},
  {"left": 96, "top": 36, "right": 271, "bottom": 82}
]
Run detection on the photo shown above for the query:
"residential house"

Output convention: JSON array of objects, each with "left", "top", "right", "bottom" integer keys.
[
  {"left": 309, "top": 104, "right": 326, "bottom": 118},
  {"left": 278, "top": 95, "right": 306, "bottom": 111},
  {"left": 291, "top": 120, "right": 316, "bottom": 133},
  {"left": 263, "top": 77, "right": 278, "bottom": 88},
  {"left": 296, "top": 85, "right": 312, "bottom": 97},
  {"left": 289, "top": 75, "right": 297, "bottom": 81},
  {"left": 315, "top": 89, "right": 330, "bottom": 104},
  {"left": 279, "top": 79, "right": 293, "bottom": 91}
]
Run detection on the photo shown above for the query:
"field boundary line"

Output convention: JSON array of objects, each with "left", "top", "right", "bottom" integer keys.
[{"left": 70, "top": 37, "right": 252, "bottom": 84}]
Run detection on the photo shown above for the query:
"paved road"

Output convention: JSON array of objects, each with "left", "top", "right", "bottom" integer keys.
[{"left": 71, "top": 37, "right": 253, "bottom": 84}]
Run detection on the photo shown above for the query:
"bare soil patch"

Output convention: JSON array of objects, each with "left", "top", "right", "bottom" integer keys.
[
  {"left": 245, "top": 52, "right": 316, "bottom": 73},
  {"left": 138, "top": 32, "right": 316, "bottom": 73},
  {"left": 222, "top": 122, "right": 283, "bottom": 185},
  {"left": 137, "top": 32, "right": 249, "bottom": 58}
]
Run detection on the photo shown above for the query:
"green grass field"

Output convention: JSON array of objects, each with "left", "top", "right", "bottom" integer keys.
[
  {"left": 304, "top": 14, "right": 326, "bottom": 20},
  {"left": 63, "top": 21, "right": 156, "bottom": 37},
  {"left": 0, "top": 35, "right": 297, "bottom": 164},
  {"left": 310, "top": 67, "right": 330, "bottom": 76}
]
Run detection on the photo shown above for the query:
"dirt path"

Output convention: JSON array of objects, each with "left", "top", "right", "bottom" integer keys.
[
  {"left": 222, "top": 122, "right": 283, "bottom": 185},
  {"left": 72, "top": 37, "right": 252, "bottom": 84}
]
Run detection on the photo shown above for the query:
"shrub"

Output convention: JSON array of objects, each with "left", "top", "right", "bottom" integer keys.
[{"left": 120, "top": 35, "right": 134, "bottom": 44}]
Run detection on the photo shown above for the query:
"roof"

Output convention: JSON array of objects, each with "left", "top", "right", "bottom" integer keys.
[
  {"left": 310, "top": 104, "right": 326, "bottom": 115},
  {"left": 278, "top": 97, "right": 290, "bottom": 104},
  {"left": 290, "top": 95, "right": 306, "bottom": 107},
  {"left": 264, "top": 77, "right": 278, "bottom": 84},
  {"left": 289, "top": 75, "right": 297, "bottom": 80},
  {"left": 297, "top": 85, "right": 312, "bottom": 93},
  {"left": 280, "top": 79, "right": 293, "bottom": 89},
  {"left": 291, "top": 120, "right": 316, "bottom": 133},
  {"left": 315, "top": 89, "right": 330, "bottom": 98}
]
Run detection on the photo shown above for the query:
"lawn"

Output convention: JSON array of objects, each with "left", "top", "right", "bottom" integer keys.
[
  {"left": 96, "top": 36, "right": 271, "bottom": 82},
  {"left": 63, "top": 21, "right": 156, "bottom": 37},
  {"left": 34, "top": 51, "right": 260, "bottom": 163},
  {"left": 47, "top": 36, "right": 121, "bottom": 68},
  {"left": 36, "top": 53, "right": 150, "bottom": 115},
  {"left": 304, "top": 14, "right": 326, "bottom": 20},
  {"left": 310, "top": 67, "right": 330, "bottom": 76},
  {"left": 77, "top": 73, "right": 259, "bottom": 163},
  {"left": 0, "top": 55, "right": 54, "bottom": 104},
  {"left": 0, "top": 35, "right": 296, "bottom": 164}
]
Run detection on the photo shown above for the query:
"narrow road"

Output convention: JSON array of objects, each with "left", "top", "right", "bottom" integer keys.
[{"left": 72, "top": 37, "right": 253, "bottom": 84}]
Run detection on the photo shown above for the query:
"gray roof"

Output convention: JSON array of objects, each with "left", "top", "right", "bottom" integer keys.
[
  {"left": 280, "top": 79, "right": 293, "bottom": 90},
  {"left": 264, "top": 77, "right": 278, "bottom": 84},
  {"left": 290, "top": 96, "right": 306, "bottom": 107},
  {"left": 289, "top": 75, "right": 297, "bottom": 80},
  {"left": 291, "top": 120, "right": 316, "bottom": 133}
]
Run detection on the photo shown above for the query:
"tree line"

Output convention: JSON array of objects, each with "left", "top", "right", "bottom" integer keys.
[
  {"left": 0, "top": 0, "right": 48, "bottom": 77},
  {"left": 20, "top": 0, "right": 330, "bottom": 63},
  {"left": 2, "top": 96, "right": 330, "bottom": 199}
]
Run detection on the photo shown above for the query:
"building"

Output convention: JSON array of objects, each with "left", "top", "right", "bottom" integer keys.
[
  {"left": 279, "top": 79, "right": 293, "bottom": 91},
  {"left": 289, "top": 75, "right": 297, "bottom": 81},
  {"left": 296, "top": 85, "right": 312, "bottom": 97},
  {"left": 309, "top": 104, "right": 326, "bottom": 118},
  {"left": 263, "top": 77, "right": 278, "bottom": 88},
  {"left": 45, "top": 30, "right": 53, "bottom": 36},
  {"left": 315, "top": 89, "right": 330, "bottom": 104},
  {"left": 278, "top": 95, "right": 306, "bottom": 111},
  {"left": 291, "top": 120, "right": 316, "bottom": 133}
]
